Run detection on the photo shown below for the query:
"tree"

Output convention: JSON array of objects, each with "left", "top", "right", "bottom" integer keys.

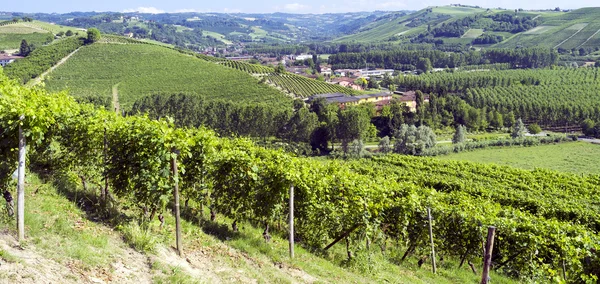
[
  {"left": 367, "top": 78, "right": 379, "bottom": 89},
  {"left": 504, "top": 111, "right": 516, "bottom": 128},
  {"left": 417, "top": 57, "right": 432, "bottom": 73},
  {"left": 57, "top": 31, "right": 65, "bottom": 37},
  {"left": 452, "top": 125, "right": 466, "bottom": 144},
  {"left": 378, "top": 136, "right": 392, "bottom": 153},
  {"left": 87, "top": 28, "right": 101, "bottom": 44},
  {"left": 527, "top": 123, "right": 542, "bottom": 134},
  {"left": 394, "top": 124, "right": 436, "bottom": 155},
  {"left": 348, "top": 139, "right": 367, "bottom": 158},
  {"left": 274, "top": 63, "right": 286, "bottom": 73},
  {"left": 415, "top": 90, "right": 425, "bottom": 126},
  {"left": 19, "top": 39, "right": 31, "bottom": 56},
  {"left": 581, "top": 119, "right": 596, "bottom": 137},
  {"left": 66, "top": 30, "right": 73, "bottom": 37},
  {"left": 511, "top": 118, "right": 526, "bottom": 138},
  {"left": 336, "top": 107, "right": 371, "bottom": 153}
]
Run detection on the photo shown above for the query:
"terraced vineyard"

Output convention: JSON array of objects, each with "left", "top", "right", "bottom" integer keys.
[
  {"left": 265, "top": 73, "right": 357, "bottom": 98},
  {"left": 43, "top": 43, "right": 292, "bottom": 109}
]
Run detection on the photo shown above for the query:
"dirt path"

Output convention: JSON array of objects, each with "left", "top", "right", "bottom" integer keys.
[
  {"left": 112, "top": 83, "right": 121, "bottom": 114},
  {"left": 27, "top": 47, "right": 80, "bottom": 87}
]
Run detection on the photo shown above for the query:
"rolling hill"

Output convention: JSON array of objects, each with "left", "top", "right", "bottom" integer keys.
[
  {"left": 334, "top": 6, "right": 494, "bottom": 43},
  {"left": 496, "top": 7, "right": 600, "bottom": 49},
  {"left": 333, "top": 5, "right": 600, "bottom": 51},
  {"left": 42, "top": 41, "right": 293, "bottom": 110}
]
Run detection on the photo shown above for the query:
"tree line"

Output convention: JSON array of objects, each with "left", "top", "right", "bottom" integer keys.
[{"left": 327, "top": 48, "right": 558, "bottom": 70}]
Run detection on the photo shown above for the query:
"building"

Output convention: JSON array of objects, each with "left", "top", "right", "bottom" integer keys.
[
  {"left": 321, "top": 67, "right": 332, "bottom": 76},
  {"left": 357, "top": 69, "right": 394, "bottom": 78},
  {"left": 294, "top": 54, "right": 312, "bottom": 61},
  {"left": 0, "top": 54, "right": 23, "bottom": 67},
  {"left": 397, "top": 91, "right": 429, "bottom": 112}
]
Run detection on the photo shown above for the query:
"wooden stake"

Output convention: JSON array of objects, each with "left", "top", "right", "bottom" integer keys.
[
  {"left": 103, "top": 127, "right": 108, "bottom": 201},
  {"left": 562, "top": 259, "right": 567, "bottom": 280},
  {"left": 481, "top": 226, "right": 496, "bottom": 284},
  {"left": 171, "top": 150, "right": 182, "bottom": 257},
  {"left": 17, "top": 119, "right": 26, "bottom": 242},
  {"left": 289, "top": 184, "right": 294, "bottom": 259},
  {"left": 427, "top": 207, "right": 436, "bottom": 274},
  {"left": 324, "top": 224, "right": 361, "bottom": 251}
]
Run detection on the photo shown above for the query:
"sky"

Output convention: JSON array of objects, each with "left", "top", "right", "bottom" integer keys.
[{"left": 3, "top": 0, "right": 599, "bottom": 14}]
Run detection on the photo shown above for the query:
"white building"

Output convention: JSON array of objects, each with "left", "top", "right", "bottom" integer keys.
[
  {"left": 358, "top": 69, "right": 394, "bottom": 78},
  {"left": 294, "top": 54, "right": 313, "bottom": 61},
  {"left": 0, "top": 55, "right": 23, "bottom": 67}
]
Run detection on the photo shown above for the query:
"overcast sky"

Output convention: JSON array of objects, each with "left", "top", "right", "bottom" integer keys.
[{"left": 3, "top": 0, "right": 598, "bottom": 14}]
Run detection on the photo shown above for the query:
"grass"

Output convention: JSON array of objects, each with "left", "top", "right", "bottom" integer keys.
[
  {"left": 44, "top": 43, "right": 292, "bottom": 110},
  {"left": 461, "top": 28, "right": 484, "bottom": 38},
  {"left": 523, "top": 25, "right": 555, "bottom": 34},
  {"left": 0, "top": 174, "right": 128, "bottom": 269},
  {"left": 436, "top": 141, "right": 600, "bottom": 175},
  {"left": 202, "top": 30, "right": 232, "bottom": 44},
  {"left": 0, "top": 32, "right": 53, "bottom": 50}
]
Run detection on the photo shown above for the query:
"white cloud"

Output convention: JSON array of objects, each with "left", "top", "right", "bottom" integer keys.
[
  {"left": 123, "top": 7, "right": 165, "bottom": 14},
  {"left": 282, "top": 3, "right": 312, "bottom": 12}
]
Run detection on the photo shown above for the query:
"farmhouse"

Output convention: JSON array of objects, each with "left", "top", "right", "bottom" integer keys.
[
  {"left": 0, "top": 54, "right": 23, "bottom": 67},
  {"left": 397, "top": 91, "right": 429, "bottom": 112},
  {"left": 330, "top": 77, "right": 363, "bottom": 90}
]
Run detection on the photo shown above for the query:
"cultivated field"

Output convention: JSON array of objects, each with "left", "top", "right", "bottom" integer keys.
[
  {"left": 437, "top": 141, "right": 600, "bottom": 175},
  {"left": 461, "top": 28, "right": 484, "bottom": 38}
]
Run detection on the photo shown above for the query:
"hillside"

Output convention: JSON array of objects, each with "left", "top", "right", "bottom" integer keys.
[
  {"left": 332, "top": 6, "right": 600, "bottom": 51},
  {"left": 496, "top": 7, "right": 600, "bottom": 49},
  {"left": 42, "top": 41, "right": 292, "bottom": 110},
  {"left": 0, "top": 20, "right": 81, "bottom": 50},
  {"left": 334, "top": 6, "right": 494, "bottom": 43}
]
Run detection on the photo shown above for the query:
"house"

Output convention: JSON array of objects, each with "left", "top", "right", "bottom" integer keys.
[
  {"left": 331, "top": 77, "right": 363, "bottom": 91},
  {"left": 321, "top": 67, "right": 332, "bottom": 76},
  {"left": 124, "top": 32, "right": 134, "bottom": 38},
  {"left": 396, "top": 91, "right": 429, "bottom": 112},
  {"left": 0, "top": 54, "right": 23, "bottom": 67}
]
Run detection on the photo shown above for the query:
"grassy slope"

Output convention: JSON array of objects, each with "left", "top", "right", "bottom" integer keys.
[
  {"left": 43, "top": 43, "right": 292, "bottom": 110},
  {"left": 0, "top": 172, "right": 516, "bottom": 283},
  {"left": 436, "top": 141, "right": 600, "bottom": 175},
  {"left": 332, "top": 6, "right": 600, "bottom": 49},
  {"left": 334, "top": 6, "right": 494, "bottom": 43},
  {"left": 0, "top": 21, "right": 82, "bottom": 50},
  {"left": 494, "top": 8, "right": 600, "bottom": 49}
]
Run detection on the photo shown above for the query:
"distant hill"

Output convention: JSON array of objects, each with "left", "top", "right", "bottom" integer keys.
[{"left": 333, "top": 6, "right": 600, "bottom": 51}]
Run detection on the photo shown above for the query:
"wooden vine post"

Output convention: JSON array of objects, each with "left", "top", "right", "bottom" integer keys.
[
  {"left": 427, "top": 207, "right": 437, "bottom": 274},
  {"left": 171, "top": 149, "right": 182, "bottom": 257},
  {"left": 16, "top": 115, "right": 26, "bottom": 242},
  {"left": 481, "top": 226, "right": 496, "bottom": 284},
  {"left": 289, "top": 184, "right": 294, "bottom": 259}
]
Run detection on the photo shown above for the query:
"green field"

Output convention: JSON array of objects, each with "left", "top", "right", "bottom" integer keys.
[
  {"left": 461, "top": 28, "right": 484, "bottom": 38},
  {"left": 0, "top": 32, "right": 53, "bottom": 50},
  {"left": 437, "top": 142, "right": 600, "bottom": 175},
  {"left": 44, "top": 43, "right": 292, "bottom": 109}
]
